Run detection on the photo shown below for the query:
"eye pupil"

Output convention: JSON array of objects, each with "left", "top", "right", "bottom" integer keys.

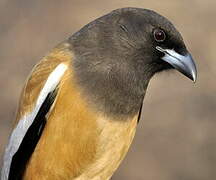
[{"left": 154, "top": 29, "right": 166, "bottom": 42}]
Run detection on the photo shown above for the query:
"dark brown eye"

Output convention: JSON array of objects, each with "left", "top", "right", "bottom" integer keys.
[{"left": 153, "top": 29, "right": 166, "bottom": 42}]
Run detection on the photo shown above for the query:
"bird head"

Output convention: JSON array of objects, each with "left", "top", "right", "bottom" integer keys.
[{"left": 69, "top": 7, "right": 197, "bottom": 117}]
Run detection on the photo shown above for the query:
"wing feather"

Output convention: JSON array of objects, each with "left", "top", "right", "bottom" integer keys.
[{"left": 1, "top": 43, "right": 71, "bottom": 180}]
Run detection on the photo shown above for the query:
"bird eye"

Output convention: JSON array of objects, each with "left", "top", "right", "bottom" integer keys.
[{"left": 153, "top": 29, "right": 166, "bottom": 42}]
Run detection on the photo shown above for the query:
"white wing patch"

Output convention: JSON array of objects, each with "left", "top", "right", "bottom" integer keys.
[{"left": 1, "top": 63, "right": 68, "bottom": 180}]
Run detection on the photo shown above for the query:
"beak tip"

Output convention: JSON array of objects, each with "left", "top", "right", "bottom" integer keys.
[
  {"left": 187, "top": 67, "right": 197, "bottom": 83},
  {"left": 192, "top": 75, "right": 197, "bottom": 83},
  {"left": 189, "top": 70, "right": 197, "bottom": 83},
  {"left": 191, "top": 63, "right": 197, "bottom": 83},
  {"left": 189, "top": 54, "right": 197, "bottom": 83},
  {"left": 192, "top": 77, "right": 197, "bottom": 83}
]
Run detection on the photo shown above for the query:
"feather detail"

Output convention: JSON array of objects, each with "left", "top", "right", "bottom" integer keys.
[{"left": 1, "top": 63, "right": 68, "bottom": 180}]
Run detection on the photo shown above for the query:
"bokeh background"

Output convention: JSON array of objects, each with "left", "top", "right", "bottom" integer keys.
[{"left": 0, "top": 0, "right": 215, "bottom": 179}]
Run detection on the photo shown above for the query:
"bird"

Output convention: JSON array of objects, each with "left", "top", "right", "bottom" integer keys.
[{"left": 1, "top": 7, "right": 197, "bottom": 180}]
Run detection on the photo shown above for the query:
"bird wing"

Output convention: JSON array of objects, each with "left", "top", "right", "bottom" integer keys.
[{"left": 1, "top": 44, "right": 71, "bottom": 180}]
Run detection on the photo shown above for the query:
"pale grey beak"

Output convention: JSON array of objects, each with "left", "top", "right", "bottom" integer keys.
[{"left": 156, "top": 46, "right": 197, "bottom": 82}]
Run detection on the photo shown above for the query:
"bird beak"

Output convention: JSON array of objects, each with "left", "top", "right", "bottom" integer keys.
[{"left": 156, "top": 46, "right": 197, "bottom": 82}]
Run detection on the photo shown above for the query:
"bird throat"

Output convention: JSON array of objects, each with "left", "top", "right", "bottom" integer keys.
[{"left": 70, "top": 52, "right": 149, "bottom": 118}]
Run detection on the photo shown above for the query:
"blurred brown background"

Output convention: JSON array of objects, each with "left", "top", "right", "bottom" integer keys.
[{"left": 0, "top": 0, "right": 215, "bottom": 179}]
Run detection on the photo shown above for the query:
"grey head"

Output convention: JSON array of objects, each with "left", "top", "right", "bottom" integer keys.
[{"left": 68, "top": 7, "right": 197, "bottom": 118}]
